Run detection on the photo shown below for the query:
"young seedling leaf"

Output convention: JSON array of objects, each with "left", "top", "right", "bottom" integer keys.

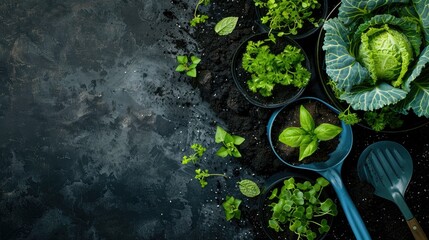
[
  {"left": 238, "top": 179, "right": 260, "bottom": 198},
  {"left": 299, "top": 138, "right": 318, "bottom": 161},
  {"left": 233, "top": 135, "right": 245, "bottom": 145},
  {"left": 299, "top": 105, "right": 315, "bottom": 132},
  {"left": 191, "top": 55, "right": 201, "bottom": 64},
  {"left": 215, "top": 126, "right": 227, "bottom": 143},
  {"left": 175, "top": 64, "right": 187, "bottom": 72},
  {"left": 278, "top": 127, "right": 308, "bottom": 147},
  {"left": 177, "top": 55, "right": 188, "bottom": 64},
  {"left": 314, "top": 123, "right": 342, "bottom": 141},
  {"left": 216, "top": 146, "right": 229, "bottom": 158},
  {"left": 186, "top": 68, "right": 197, "bottom": 78},
  {"left": 214, "top": 17, "right": 239, "bottom": 36}
]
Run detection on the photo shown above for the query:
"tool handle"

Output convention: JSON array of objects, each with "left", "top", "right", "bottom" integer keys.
[
  {"left": 320, "top": 168, "right": 372, "bottom": 240},
  {"left": 407, "top": 218, "right": 428, "bottom": 240}
]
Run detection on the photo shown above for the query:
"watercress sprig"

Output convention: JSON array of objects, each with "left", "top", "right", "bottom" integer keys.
[
  {"left": 182, "top": 143, "right": 206, "bottom": 165},
  {"left": 215, "top": 126, "right": 245, "bottom": 158},
  {"left": 279, "top": 105, "right": 342, "bottom": 161},
  {"left": 222, "top": 195, "right": 242, "bottom": 221},
  {"left": 176, "top": 55, "right": 201, "bottom": 78},
  {"left": 194, "top": 168, "right": 226, "bottom": 188},
  {"left": 190, "top": 0, "right": 210, "bottom": 27}
]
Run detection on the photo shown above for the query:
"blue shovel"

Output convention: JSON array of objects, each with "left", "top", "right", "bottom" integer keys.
[{"left": 358, "top": 141, "right": 428, "bottom": 240}]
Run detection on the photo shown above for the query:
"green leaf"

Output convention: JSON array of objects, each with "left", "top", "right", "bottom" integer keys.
[
  {"left": 186, "top": 68, "right": 197, "bottom": 78},
  {"left": 238, "top": 179, "right": 260, "bottom": 197},
  {"left": 316, "top": 177, "right": 330, "bottom": 187},
  {"left": 177, "top": 55, "right": 188, "bottom": 64},
  {"left": 191, "top": 55, "right": 201, "bottom": 64},
  {"left": 216, "top": 146, "right": 229, "bottom": 158},
  {"left": 214, "top": 17, "right": 239, "bottom": 36},
  {"left": 175, "top": 64, "right": 187, "bottom": 72},
  {"left": 269, "top": 188, "right": 278, "bottom": 200},
  {"left": 278, "top": 127, "right": 308, "bottom": 147},
  {"left": 233, "top": 135, "right": 245, "bottom": 145},
  {"left": 299, "top": 138, "right": 318, "bottom": 161},
  {"left": 299, "top": 105, "right": 315, "bottom": 132},
  {"left": 232, "top": 149, "right": 242, "bottom": 158},
  {"left": 314, "top": 123, "right": 342, "bottom": 141},
  {"left": 215, "top": 126, "right": 227, "bottom": 143}
]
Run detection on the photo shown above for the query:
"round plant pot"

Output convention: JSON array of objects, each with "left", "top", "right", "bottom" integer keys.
[
  {"left": 231, "top": 33, "right": 309, "bottom": 108},
  {"left": 258, "top": 171, "right": 335, "bottom": 240},
  {"left": 315, "top": 3, "right": 429, "bottom": 133},
  {"left": 254, "top": 0, "right": 328, "bottom": 39},
  {"left": 267, "top": 97, "right": 343, "bottom": 165}
]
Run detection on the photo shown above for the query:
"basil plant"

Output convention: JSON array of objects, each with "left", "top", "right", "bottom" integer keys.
[{"left": 323, "top": 0, "right": 429, "bottom": 117}]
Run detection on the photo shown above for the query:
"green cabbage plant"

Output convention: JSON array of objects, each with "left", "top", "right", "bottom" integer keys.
[{"left": 322, "top": 0, "right": 429, "bottom": 129}]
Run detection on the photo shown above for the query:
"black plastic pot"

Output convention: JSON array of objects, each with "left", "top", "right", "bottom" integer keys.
[
  {"left": 231, "top": 33, "right": 309, "bottom": 108},
  {"left": 258, "top": 171, "right": 335, "bottom": 240},
  {"left": 254, "top": 0, "right": 329, "bottom": 39},
  {"left": 315, "top": 3, "right": 429, "bottom": 133}
]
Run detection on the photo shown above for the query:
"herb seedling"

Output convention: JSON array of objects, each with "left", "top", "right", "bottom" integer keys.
[
  {"left": 182, "top": 143, "right": 206, "bottom": 165},
  {"left": 238, "top": 179, "right": 260, "bottom": 198},
  {"left": 364, "top": 107, "right": 404, "bottom": 132},
  {"left": 222, "top": 196, "right": 242, "bottom": 221},
  {"left": 268, "top": 177, "right": 338, "bottom": 240},
  {"left": 194, "top": 168, "right": 226, "bottom": 188},
  {"left": 175, "top": 55, "right": 201, "bottom": 78},
  {"left": 242, "top": 39, "right": 310, "bottom": 97},
  {"left": 279, "top": 105, "right": 342, "bottom": 161},
  {"left": 338, "top": 105, "right": 360, "bottom": 125},
  {"left": 215, "top": 126, "right": 245, "bottom": 158},
  {"left": 254, "top": 0, "right": 321, "bottom": 37},
  {"left": 190, "top": 0, "right": 210, "bottom": 27}
]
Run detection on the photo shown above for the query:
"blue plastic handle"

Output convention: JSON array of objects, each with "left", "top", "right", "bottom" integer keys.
[{"left": 319, "top": 165, "right": 372, "bottom": 240}]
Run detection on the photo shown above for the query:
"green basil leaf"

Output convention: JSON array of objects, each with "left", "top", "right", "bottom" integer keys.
[
  {"left": 175, "top": 65, "right": 187, "bottom": 72},
  {"left": 176, "top": 55, "right": 188, "bottom": 64},
  {"left": 214, "top": 17, "right": 238, "bottom": 36},
  {"left": 216, "top": 146, "right": 229, "bottom": 157},
  {"left": 299, "top": 138, "right": 318, "bottom": 161},
  {"left": 191, "top": 55, "right": 201, "bottom": 64},
  {"left": 278, "top": 127, "right": 307, "bottom": 147},
  {"left": 186, "top": 68, "right": 197, "bottom": 77},
  {"left": 232, "top": 135, "right": 245, "bottom": 145},
  {"left": 314, "top": 123, "right": 342, "bottom": 141},
  {"left": 299, "top": 105, "right": 315, "bottom": 132},
  {"left": 238, "top": 179, "right": 260, "bottom": 198}
]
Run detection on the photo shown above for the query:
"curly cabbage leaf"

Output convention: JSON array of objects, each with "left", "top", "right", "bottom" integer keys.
[
  {"left": 340, "top": 83, "right": 408, "bottom": 111},
  {"left": 413, "top": 0, "right": 429, "bottom": 42}
]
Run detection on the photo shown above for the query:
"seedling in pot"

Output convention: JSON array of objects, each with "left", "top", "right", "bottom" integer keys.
[
  {"left": 215, "top": 126, "right": 245, "bottom": 158},
  {"left": 279, "top": 105, "right": 342, "bottom": 161},
  {"left": 194, "top": 168, "right": 226, "bottom": 188},
  {"left": 182, "top": 143, "right": 206, "bottom": 165},
  {"left": 175, "top": 55, "right": 201, "bottom": 78},
  {"left": 268, "top": 177, "right": 338, "bottom": 240},
  {"left": 222, "top": 195, "right": 242, "bottom": 221},
  {"left": 242, "top": 39, "right": 310, "bottom": 97}
]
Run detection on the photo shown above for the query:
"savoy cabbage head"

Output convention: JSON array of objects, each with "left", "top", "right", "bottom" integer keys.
[{"left": 322, "top": 0, "right": 429, "bottom": 117}]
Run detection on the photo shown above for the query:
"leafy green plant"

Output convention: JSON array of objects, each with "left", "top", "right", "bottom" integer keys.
[
  {"left": 215, "top": 126, "right": 245, "bottom": 158},
  {"left": 322, "top": 0, "right": 429, "bottom": 131},
  {"left": 338, "top": 105, "right": 360, "bottom": 125},
  {"left": 279, "top": 105, "right": 342, "bottom": 161},
  {"left": 182, "top": 143, "right": 206, "bottom": 164},
  {"left": 176, "top": 55, "right": 201, "bottom": 78},
  {"left": 222, "top": 196, "right": 242, "bottom": 221},
  {"left": 190, "top": 0, "right": 210, "bottom": 27},
  {"left": 238, "top": 179, "right": 261, "bottom": 198},
  {"left": 364, "top": 107, "right": 404, "bottom": 132},
  {"left": 267, "top": 177, "right": 338, "bottom": 240},
  {"left": 242, "top": 39, "right": 310, "bottom": 97},
  {"left": 215, "top": 17, "right": 238, "bottom": 36},
  {"left": 254, "top": 0, "right": 322, "bottom": 37},
  {"left": 194, "top": 168, "right": 226, "bottom": 188}
]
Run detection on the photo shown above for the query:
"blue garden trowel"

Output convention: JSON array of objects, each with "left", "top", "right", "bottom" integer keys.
[{"left": 358, "top": 141, "right": 428, "bottom": 240}]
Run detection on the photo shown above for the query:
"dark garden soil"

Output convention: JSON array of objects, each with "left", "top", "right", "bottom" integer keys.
[{"left": 183, "top": 0, "right": 429, "bottom": 239}]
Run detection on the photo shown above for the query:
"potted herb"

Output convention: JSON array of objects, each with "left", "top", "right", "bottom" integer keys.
[
  {"left": 231, "top": 33, "right": 311, "bottom": 108},
  {"left": 268, "top": 97, "right": 342, "bottom": 164},
  {"left": 318, "top": 0, "right": 429, "bottom": 132},
  {"left": 259, "top": 172, "right": 337, "bottom": 240},
  {"left": 254, "top": 0, "right": 328, "bottom": 39}
]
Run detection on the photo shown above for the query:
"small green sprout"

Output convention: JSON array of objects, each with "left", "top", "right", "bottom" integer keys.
[
  {"left": 338, "top": 105, "right": 360, "bottom": 125},
  {"left": 194, "top": 168, "right": 226, "bottom": 188},
  {"left": 175, "top": 55, "right": 201, "bottom": 78},
  {"left": 190, "top": 0, "right": 210, "bottom": 27},
  {"left": 215, "top": 126, "right": 245, "bottom": 158},
  {"left": 268, "top": 177, "right": 338, "bottom": 240},
  {"left": 279, "top": 105, "right": 342, "bottom": 161},
  {"left": 222, "top": 196, "right": 242, "bottom": 221},
  {"left": 182, "top": 143, "right": 207, "bottom": 165}
]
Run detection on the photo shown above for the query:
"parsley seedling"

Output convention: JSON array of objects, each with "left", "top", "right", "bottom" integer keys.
[
  {"left": 339, "top": 105, "right": 360, "bottom": 125},
  {"left": 194, "top": 168, "right": 226, "bottom": 188},
  {"left": 279, "top": 105, "right": 342, "bottom": 161},
  {"left": 215, "top": 126, "right": 245, "bottom": 158},
  {"left": 222, "top": 196, "right": 242, "bottom": 221},
  {"left": 175, "top": 55, "right": 201, "bottom": 78},
  {"left": 190, "top": 0, "right": 210, "bottom": 27},
  {"left": 182, "top": 143, "right": 207, "bottom": 165}
]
